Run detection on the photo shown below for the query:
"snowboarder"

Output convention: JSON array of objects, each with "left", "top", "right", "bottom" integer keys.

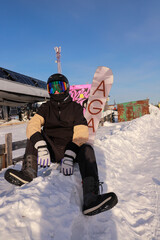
[{"left": 5, "top": 73, "right": 118, "bottom": 216}]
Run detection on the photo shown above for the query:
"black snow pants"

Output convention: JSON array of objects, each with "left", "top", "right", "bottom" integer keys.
[{"left": 24, "top": 136, "right": 99, "bottom": 182}]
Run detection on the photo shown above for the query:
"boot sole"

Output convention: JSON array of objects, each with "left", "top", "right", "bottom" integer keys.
[
  {"left": 5, "top": 170, "right": 30, "bottom": 186},
  {"left": 83, "top": 193, "right": 118, "bottom": 216}
]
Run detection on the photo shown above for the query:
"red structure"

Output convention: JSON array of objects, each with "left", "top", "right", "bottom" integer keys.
[{"left": 117, "top": 99, "right": 149, "bottom": 122}]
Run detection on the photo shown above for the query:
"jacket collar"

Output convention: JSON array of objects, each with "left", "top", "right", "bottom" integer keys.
[{"left": 50, "top": 94, "right": 72, "bottom": 106}]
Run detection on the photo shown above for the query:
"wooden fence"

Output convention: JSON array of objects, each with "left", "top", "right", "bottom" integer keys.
[
  {"left": 0, "top": 114, "right": 114, "bottom": 170},
  {"left": 0, "top": 133, "right": 27, "bottom": 170}
]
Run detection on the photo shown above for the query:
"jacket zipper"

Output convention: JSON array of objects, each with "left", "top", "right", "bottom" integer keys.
[{"left": 58, "top": 102, "right": 61, "bottom": 119}]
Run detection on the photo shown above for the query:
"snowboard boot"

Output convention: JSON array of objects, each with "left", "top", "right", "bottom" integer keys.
[
  {"left": 4, "top": 155, "right": 37, "bottom": 186},
  {"left": 82, "top": 176, "right": 118, "bottom": 216}
]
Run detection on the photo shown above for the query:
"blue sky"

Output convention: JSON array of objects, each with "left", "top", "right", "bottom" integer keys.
[{"left": 0, "top": 0, "right": 160, "bottom": 104}]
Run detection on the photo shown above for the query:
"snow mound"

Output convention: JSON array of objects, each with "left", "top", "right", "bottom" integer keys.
[
  {"left": 0, "top": 112, "right": 160, "bottom": 239},
  {"left": 149, "top": 104, "right": 160, "bottom": 116}
]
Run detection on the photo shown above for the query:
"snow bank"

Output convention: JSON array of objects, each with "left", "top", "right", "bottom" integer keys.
[
  {"left": 95, "top": 111, "right": 160, "bottom": 239},
  {"left": 149, "top": 104, "right": 160, "bottom": 115},
  {"left": 0, "top": 111, "right": 160, "bottom": 239}
]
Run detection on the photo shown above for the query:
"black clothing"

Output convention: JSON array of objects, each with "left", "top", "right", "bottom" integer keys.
[
  {"left": 4, "top": 155, "right": 37, "bottom": 186},
  {"left": 82, "top": 176, "right": 118, "bottom": 216},
  {"left": 25, "top": 139, "right": 99, "bottom": 181},
  {"left": 25, "top": 93, "right": 98, "bottom": 180},
  {"left": 31, "top": 96, "right": 87, "bottom": 147}
]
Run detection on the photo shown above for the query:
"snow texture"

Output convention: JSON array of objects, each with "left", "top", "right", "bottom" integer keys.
[{"left": 0, "top": 105, "right": 160, "bottom": 240}]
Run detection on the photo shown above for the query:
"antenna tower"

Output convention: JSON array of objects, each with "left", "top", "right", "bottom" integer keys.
[{"left": 54, "top": 46, "right": 62, "bottom": 73}]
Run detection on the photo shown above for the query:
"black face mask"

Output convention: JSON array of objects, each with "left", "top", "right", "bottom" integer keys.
[{"left": 50, "top": 92, "right": 69, "bottom": 102}]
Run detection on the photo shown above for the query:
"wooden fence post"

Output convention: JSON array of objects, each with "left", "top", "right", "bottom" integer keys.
[
  {"left": 0, "top": 155, "right": 6, "bottom": 169},
  {"left": 5, "top": 133, "right": 12, "bottom": 167}
]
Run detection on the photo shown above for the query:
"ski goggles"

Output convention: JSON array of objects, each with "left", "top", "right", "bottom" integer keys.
[{"left": 47, "top": 81, "right": 68, "bottom": 94}]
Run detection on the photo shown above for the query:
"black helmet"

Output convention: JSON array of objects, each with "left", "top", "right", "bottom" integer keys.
[{"left": 47, "top": 73, "right": 70, "bottom": 101}]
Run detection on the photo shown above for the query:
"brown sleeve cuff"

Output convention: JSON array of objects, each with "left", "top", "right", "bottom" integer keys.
[
  {"left": 30, "top": 132, "right": 44, "bottom": 146},
  {"left": 65, "top": 141, "right": 80, "bottom": 154}
]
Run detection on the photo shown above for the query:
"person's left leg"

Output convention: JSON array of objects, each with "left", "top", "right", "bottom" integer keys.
[
  {"left": 75, "top": 144, "right": 99, "bottom": 182},
  {"left": 75, "top": 144, "right": 118, "bottom": 216}
]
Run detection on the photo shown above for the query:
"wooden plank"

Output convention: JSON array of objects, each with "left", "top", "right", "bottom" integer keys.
[
  {"left": 0, "top": 144, "right": 5, "bottom": 155},
  {"left": 5, "top": 133, "right": 12, "bottom": 166},
  {"left": 0, "top": 154, "right": 6, "bottom": 170},
  {"left": 13, "top": 155, "right": 24, "bottom": 164},
  {"left": 0, "top": 139, "right": 27, "bottom": 154},
  {"left": 12, "top": 139, "right": 27, "bottom": 151}
]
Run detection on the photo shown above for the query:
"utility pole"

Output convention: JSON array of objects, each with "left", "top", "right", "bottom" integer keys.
[{"left": 54, "top": 46, "right": 62, "bottom": 73}]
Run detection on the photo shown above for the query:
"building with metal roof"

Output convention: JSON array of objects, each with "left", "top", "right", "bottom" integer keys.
[{"left": 0, "top": 67, "right": 49, "bottom": 107}]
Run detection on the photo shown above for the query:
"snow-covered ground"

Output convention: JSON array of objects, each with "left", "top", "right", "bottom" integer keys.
[{"left": 0, "top": 105, "right": 160, "bottom": 240}]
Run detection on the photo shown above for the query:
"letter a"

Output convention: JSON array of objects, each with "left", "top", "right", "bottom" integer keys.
[
  {"left": 93, "top": 80, "right": 105, "bottom": 97},
  {"left": 87, "top": 118, "right": 95, "bottom": 133}
]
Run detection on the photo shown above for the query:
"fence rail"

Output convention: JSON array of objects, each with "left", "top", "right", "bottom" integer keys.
[{"left": 0, "top": 133, "right": 27, "bottom": 170}]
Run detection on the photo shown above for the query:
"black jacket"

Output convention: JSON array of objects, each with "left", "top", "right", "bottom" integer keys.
[{"left": 30, "top": 95, "right": 88, "bottom": 147}]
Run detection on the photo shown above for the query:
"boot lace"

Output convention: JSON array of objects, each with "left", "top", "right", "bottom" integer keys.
[
  {"left": 98, "top": 181, "right": 104, "bottom": 194},
  {"left": 94, "top": 181, "right": 104, "bottom": 195}
]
